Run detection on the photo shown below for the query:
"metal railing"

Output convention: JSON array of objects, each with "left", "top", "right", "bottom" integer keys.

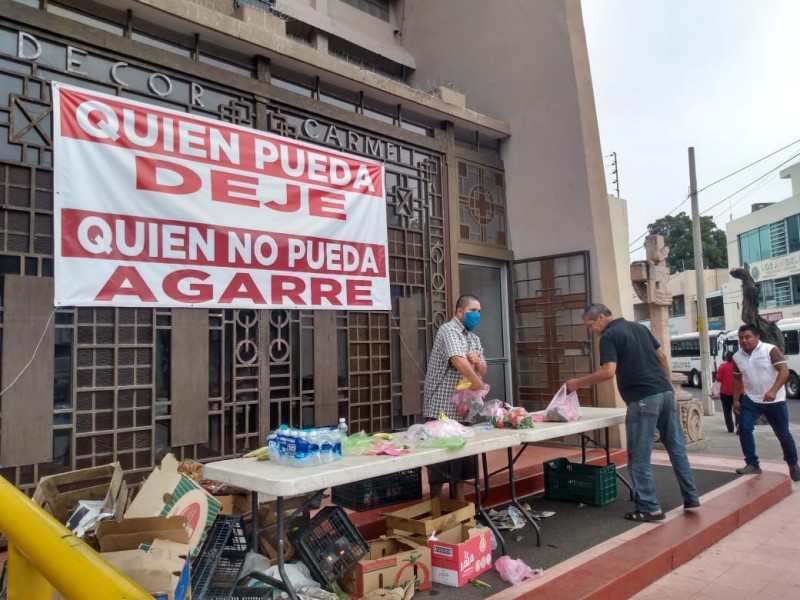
[{"left": 0, "top": 476, "right": 150, "bottom": 599}]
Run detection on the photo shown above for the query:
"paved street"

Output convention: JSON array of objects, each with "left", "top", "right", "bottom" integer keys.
[{"left": 683, "top": 385, "right": 800, "bottom": 466}]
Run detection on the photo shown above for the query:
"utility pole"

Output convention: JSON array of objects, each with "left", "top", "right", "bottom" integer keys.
[
  {"left": 689, "top": 147, "right": 714, "bottom": 416},
  {"left": 607, "top": 152, "right": 620, "bottom": 197}
]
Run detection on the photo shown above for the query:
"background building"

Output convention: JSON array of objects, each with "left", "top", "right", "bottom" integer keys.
[
  {"left": 0, "top": 0, "right": 624, "bottom": 490},
  {"left": 723, "top": 161, "right": 800, "bottom": 326},
  {"left": 633, "top": 269, "right": 730, "bottom": 336}
]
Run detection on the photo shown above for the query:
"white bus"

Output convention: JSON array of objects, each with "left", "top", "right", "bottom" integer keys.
[
  {"left": 669, "top": 331, "right": 726, "bottom": 388},
  {"left": 720, "top": 318, "right": 800, "bottom": 399}
]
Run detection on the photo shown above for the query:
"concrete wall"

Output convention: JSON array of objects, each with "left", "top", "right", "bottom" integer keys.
[
  {"left": 400, "top": 0, "right": 624, "bottom": 315},
  {"left": 609, "top": 195, "right": 634, "bottom": 321}
]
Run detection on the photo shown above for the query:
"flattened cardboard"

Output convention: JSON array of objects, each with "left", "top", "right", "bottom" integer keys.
[
  {"left": 102, "top": 544, "right": 190, "bottom": 600},
  {"left": 125, "top": 454, "right": 221, "bottom": 556},
  {"left": 95, "top": 516, "right": 190, "bottom": 552}
]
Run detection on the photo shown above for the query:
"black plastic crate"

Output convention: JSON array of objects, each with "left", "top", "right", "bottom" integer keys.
[
  {"left": 203, "top": 588, "right": 271, "bottom": 600},
  {"left": 289, "top": 505, "right": 369, "bottom": 585},
  {"left": 331, "top": 468, "right": 422, "bottom": 511},
  {"left": 192, "top": 515, "right": 250, "bottom": 600}
]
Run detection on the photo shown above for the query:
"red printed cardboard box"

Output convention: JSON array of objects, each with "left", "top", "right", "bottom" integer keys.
[
  {"left": 428, "top": 525, "right": 492, "bottom": 587},
  {"left": 341, "top": 535, "right": 432, "bottom": 598}
]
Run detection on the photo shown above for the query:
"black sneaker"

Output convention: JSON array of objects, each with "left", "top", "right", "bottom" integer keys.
[
  {"left": 790, "top": 463, "right": 800, "bottom": 482},
  {"left": 735, "top": 464, "right": 762, "bottom": 475}
]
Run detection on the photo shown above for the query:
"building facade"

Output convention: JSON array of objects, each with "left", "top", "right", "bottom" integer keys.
[
  {"left": 723, "top": 162, "right": 800, "bottom": 326},
  {"left": 634, "top": 269, "right": 731, "bottom": 336},
  {"left": 0, "top": 0, "right": 622, "bottom": 491}
]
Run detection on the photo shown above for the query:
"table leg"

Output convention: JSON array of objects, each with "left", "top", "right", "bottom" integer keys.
[
  {"left": 506, "top": 446, "right": 542, "bottom": 547},
  {"left": 472, "top": 454, "right": 507, "bottom": 556},
  {"left": 251, "top": 490, "right": 259, "bottom": 553},
  {"left": 244, "top": 495, "right": 299, "bottom": 600},
  {"left": 579, "top": 428, "right": 633, "bottom": 500},
  {"left": 274, "top": 496, "right": 298, "bottom": 600}
]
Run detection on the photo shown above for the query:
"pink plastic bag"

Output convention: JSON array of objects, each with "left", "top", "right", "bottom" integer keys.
[
  {"left": 494, "top": 555, "right": 543, "bottom": 584},
  {"left": 544, "top": 384, "right": 581, "bottom": 422},
  {"left": 448, "top": 384, "right": 490, "bottom": 421}
]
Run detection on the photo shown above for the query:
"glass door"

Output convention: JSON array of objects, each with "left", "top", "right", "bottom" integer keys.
[{"left": 459, "top": 258, "right": 512, "bottom": 402}]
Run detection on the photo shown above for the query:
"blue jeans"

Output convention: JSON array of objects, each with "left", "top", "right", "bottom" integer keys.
[
  {"left": 626, "top": 390, "right": 699, "bottom": 513},
  {"left": 738, "top": 395, "right": 798, "bottom": 469}
]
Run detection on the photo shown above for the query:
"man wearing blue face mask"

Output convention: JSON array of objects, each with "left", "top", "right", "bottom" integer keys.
[{"left": 423, "top": 294, "right": 487, "bottom": 499}]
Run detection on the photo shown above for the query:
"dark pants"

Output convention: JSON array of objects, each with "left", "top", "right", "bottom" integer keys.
[
  {"left": 719, "top": 393, "right": 739, "bottom": 433},
  {"left": 739, "top": 395, "right": 799, "bottom": 468},
  {"left": 427, "top": 457, "right": 477, "bottom": 487}
]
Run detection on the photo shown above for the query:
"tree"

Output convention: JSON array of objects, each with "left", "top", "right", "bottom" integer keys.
[{"left": 646, "top": 212, "right": 727, "bottom": 273}]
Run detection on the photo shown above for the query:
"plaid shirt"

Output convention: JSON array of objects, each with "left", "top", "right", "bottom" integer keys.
[{"left": 423, "top": 317, "right": 485, "bottom": 419}]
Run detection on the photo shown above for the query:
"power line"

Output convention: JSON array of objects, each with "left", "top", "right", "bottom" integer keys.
[
  {"left": 628, "top": 139, "right": 800, "bottom": 252},
  {"left": 703, "top": 147, "right": 800, "bottom": 219},
  {"left": 696, "top": 138, "right": 800, "bottom": 194}
]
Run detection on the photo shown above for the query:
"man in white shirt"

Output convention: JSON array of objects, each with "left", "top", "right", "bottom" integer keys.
[{"left": 732, "top": 324, "right": 800, "bottom": 481}]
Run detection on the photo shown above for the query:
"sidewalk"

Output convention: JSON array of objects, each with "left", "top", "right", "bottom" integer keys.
[
  {"left": 632, "top": 457, "right": 800, "bottom": 599},
  {"left": 631, "top": 402, "right": 800, "bottom": 599}
]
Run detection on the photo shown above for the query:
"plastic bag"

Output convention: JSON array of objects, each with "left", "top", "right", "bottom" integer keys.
[
  {"left": 479, "top": 399, "right": 509, "bottom": 419},
  {"left": 711, "top": 381, "right": 721, "bottom": 399},
  {"left": 342, "top": 430, "right": 377, "bottom": 456},
  {"left": 405, "top": 418, "right": 474, "bottom": 448},
  {"left": 415, "top": 436, "right": 467, "bottom": 450},
  {"left": 449, "top": 383, "right": 490, "bottom": 421},
  {"left": 544, "top": 384, "right": 581, "bottom": 422},
  {"left": 494, "top": 555, "right": 543, "bottom": 584},
  {"left": 488, "top": 405, "right": 535, "bottom": 429}
]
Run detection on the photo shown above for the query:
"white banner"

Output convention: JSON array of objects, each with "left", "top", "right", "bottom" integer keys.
[{"left": 52, "top": 84, "right": 390, "bottom": 309}]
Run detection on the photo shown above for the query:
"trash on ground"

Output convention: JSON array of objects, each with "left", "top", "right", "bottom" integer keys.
[{"left": 494, "top": 555, "right": 544, "bottom": 585}]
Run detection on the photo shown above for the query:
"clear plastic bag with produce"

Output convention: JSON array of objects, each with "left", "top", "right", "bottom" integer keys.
[
  {"left": 544, "top": 384, "right": 582, "bottom": 422},
  {"left": 405, "top": 418, "right": 475, "bottom": 447},
  {"left": 449, "top": 378, "right": 491, "bottom": 422},
  {"left": 488, "top": 405, "right": 535, "bottom": 429}
]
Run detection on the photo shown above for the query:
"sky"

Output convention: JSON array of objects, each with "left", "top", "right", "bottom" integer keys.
[{"left": 581, "top": 0, "right": 800, "bottom": 261}]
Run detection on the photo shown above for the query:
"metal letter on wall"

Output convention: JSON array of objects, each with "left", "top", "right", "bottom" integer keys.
[
  {"left": 170, "top": 308, "right": 209, "bottom": 446},
  {"left": 1, "top": 275, "right": 55, "bottom": 466}
]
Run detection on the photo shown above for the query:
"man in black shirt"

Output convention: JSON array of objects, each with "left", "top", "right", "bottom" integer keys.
[{"left": 566, "top": 303, "right": 700, "bottom": 522}]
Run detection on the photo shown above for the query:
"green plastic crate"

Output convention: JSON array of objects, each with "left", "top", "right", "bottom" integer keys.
[{"left": 543, "top": 458, "right": 617, "bottom": 506}]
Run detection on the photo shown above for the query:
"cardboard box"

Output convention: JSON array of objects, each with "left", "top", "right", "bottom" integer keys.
[
  {"left": 32, "top": 462, "right": 127, "bottom": 524},
  {"left": 95, "top": 516, "right": 190, "bottom": 553},
  {"left": 102, "top": 541, "right": 190, "bottom": 600},
  {"left": 125, "top": 454, "right": 221, "bottom": 556},
  {"left": 428, "top": 525, "right": 492, "bottom": 587},
  {"left": 237, "top": 495, "right": 314, "bottom": 565},
  {"left": 384, "top": 498, "right": 475, "bottom": 541},
  {"left": 341, "top": 536, "right": 432, "bottom": 598},
  {"left": 215, "top": 493, "right": 251, "bottom": 516}
]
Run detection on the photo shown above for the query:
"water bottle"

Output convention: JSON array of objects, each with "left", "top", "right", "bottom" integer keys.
[
  {"left": 285, "top": 428, "right": 297, "bottom": 466},
  {"left": 307, "top": 429, "right": 321, "bottom": 466},
  {"left": 319, "top": 427, "right": 334, "bottom": 463},
  {"left": 293, "top": 429, "right": 311, "bottom": 467},
  {"left": 267, "top": 432, "right": 279, "bottom": 464},
  {"left": 275, "top": 425, "right": 290, "bottom": 466},
  {"left": 337, "top": 417, "right": 348, "bottom": 438}
]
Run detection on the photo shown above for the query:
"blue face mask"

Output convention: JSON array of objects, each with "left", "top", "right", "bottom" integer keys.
[{"left": 463, "top": 311, "right": 480, "bottom": 331}]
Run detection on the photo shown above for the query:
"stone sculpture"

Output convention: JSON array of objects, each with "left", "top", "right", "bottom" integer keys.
[
  {"left": 729, "top": 265, "right": 784, "bottom": 351},
  {"left": 631, "top": 235, "right": 705, "bottom": 447}
]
